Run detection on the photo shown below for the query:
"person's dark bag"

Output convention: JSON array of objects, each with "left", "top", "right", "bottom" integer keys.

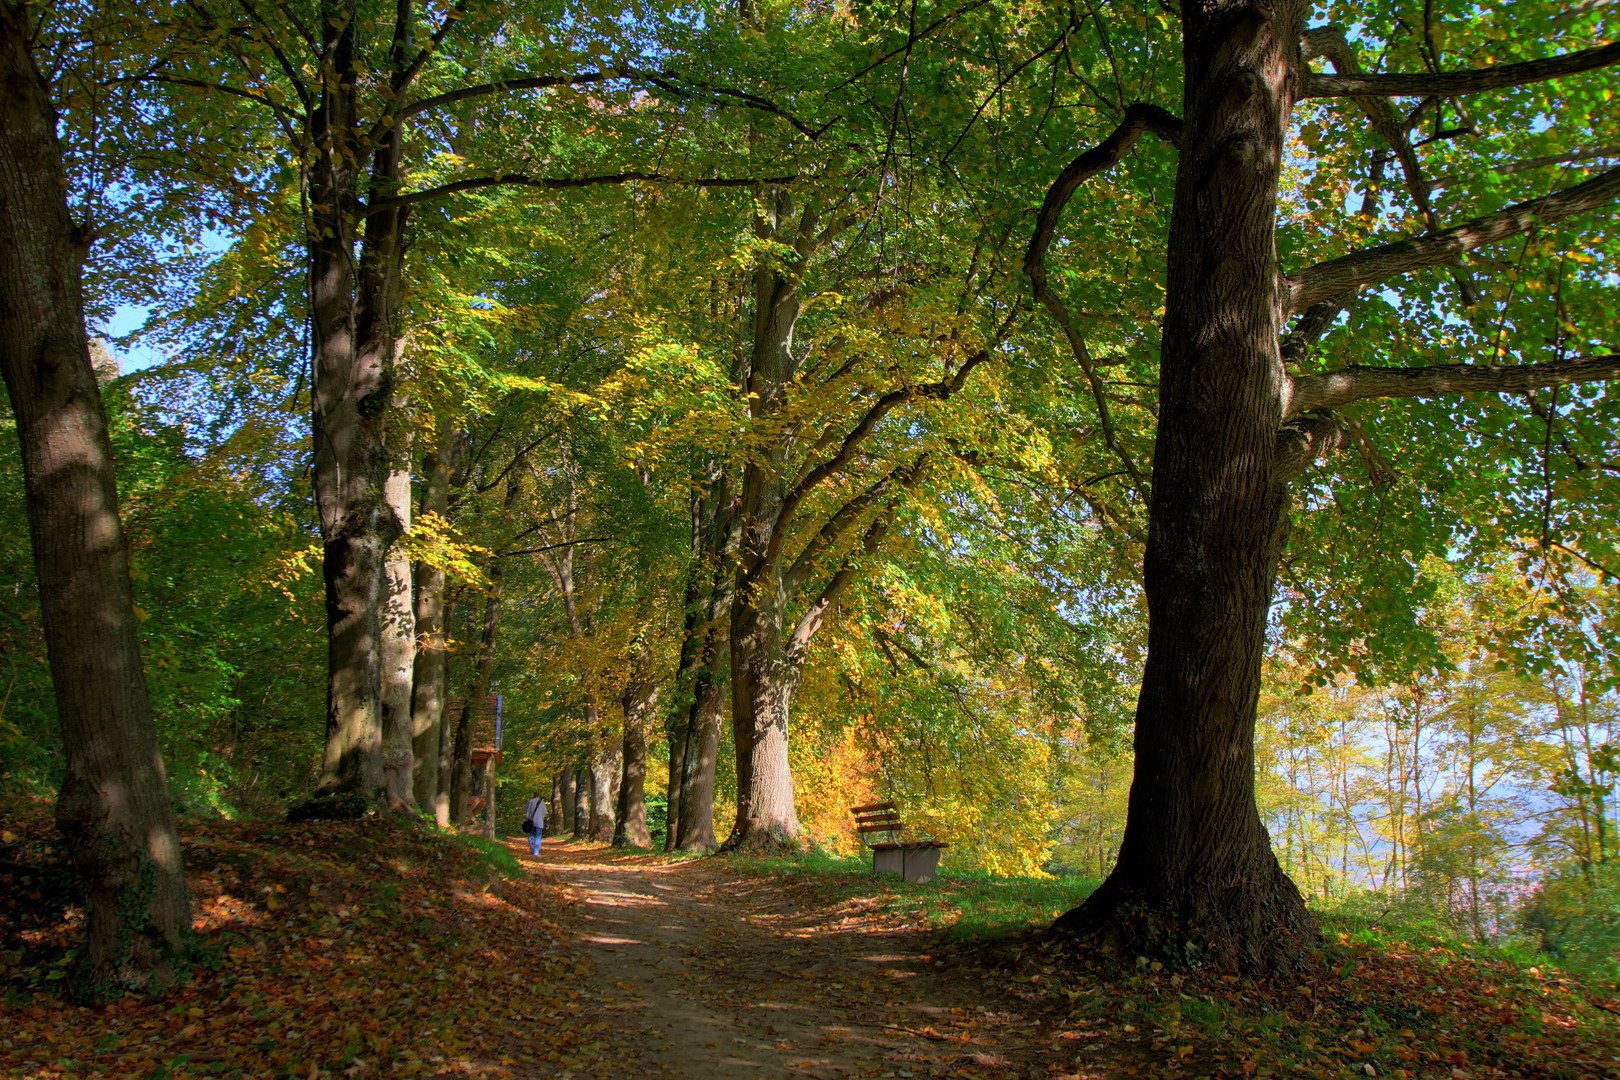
[{"left": 522, "top": 816, "right": 536, "bottom": 834}]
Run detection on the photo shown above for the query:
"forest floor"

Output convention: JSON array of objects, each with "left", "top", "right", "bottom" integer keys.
[{"left": 3, "top": 810, "right": 1620, "bottom": 1080}]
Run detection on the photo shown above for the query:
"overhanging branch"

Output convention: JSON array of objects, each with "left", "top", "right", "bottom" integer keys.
[
  {"left": 1285, "top": 356, "right": 1620, "bottom": 419},
  {"left": 1284, "top": 163, "right": 1620, "bottom": 313},
  {"left": 1023, "top": 102, "right": 1181, "bottom": 282},
  {"left": 1301, "top": 39, "right": 1620, "bottom": 98}
]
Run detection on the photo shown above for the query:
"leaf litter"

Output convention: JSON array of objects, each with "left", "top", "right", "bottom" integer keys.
[{"left": 3, "top": 807, "right": 1618, "bottom": 1080}]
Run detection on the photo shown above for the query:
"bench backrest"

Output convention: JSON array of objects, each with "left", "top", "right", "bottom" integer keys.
[{"left": 850, "top": 801, "right": 904, "bottom": 844}]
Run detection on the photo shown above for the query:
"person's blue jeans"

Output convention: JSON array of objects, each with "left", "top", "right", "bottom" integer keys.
[{"left": 529, "top": 827, "right": 543, "bottom": 856}]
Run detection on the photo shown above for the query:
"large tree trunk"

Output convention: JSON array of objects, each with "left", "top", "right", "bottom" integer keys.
[
  {"left": 671, "top": 463, "right": 735, "bottom": 851},
  {"left": 727, "top": 584, "right": 803, "bottom": 849},
  {"left": 615, "top": 716, "right": 650, "bottom": 848},
  {"left": 1052, "top": 0, "right": 1315, "bottom": 971},
  {"left": 0, "top": 1, "right": 191, "bottom": 992},
  {"left": 313, "top": 1, "right": 410, "bottom": 796},
  {"left": 379, "top": 457, "right": 414, "bottom": 805},
  {"left": 410, "top": 425, "right": 462, "bottom": 808},
  {"left": 723, "top": 189, "right": 808, "bottom": 850}
]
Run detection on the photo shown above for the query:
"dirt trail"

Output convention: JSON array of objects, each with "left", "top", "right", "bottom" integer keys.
[{"left": 526, "top": 839, "right": 1054, "bottom": 1080}]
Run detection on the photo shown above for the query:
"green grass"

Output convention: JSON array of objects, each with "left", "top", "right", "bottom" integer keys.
[
  {"left": 732, "top": 847, "right": 1100, "bottom": 943},
  {"left": 448, "top": 832, "right": 524, "bottom": 879}
]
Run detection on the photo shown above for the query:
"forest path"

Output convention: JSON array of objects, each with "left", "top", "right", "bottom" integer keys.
[{"left": 524, "top": 838, "right": 1056, "bottom": 1080}]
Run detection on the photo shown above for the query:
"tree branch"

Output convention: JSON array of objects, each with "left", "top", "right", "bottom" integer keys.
[
  {"left": 1285, "top": 356, "right": 1620, "bottom": 419},
  {"left": 395, "top": 69, "right": 620, "bottom": 122},
  {"left": 776, "top": 348, "right": 988, "bottom": 539},
  {"left": 1022, "top": 104, "right": 1178, "bottom": 510},
  {"left": 1285, "top": 163, "right": 1620, "bottom": 313},
  {"left": 786, "top": 457, "right": 929, "bottom": 660},
  {"left": 1301, "top": 39, "right": 1620, "bottom": 98},
  {"left": 365, "top": 170, "right": 798, "bottom": 216},
  {"left": 1023, "top": 102, "right": 1181, "bottom": 282},
  {"left": 1427, "top": 145, "right": 1620, "bottom": 192}
]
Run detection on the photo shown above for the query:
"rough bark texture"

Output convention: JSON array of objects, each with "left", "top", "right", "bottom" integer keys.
[
  {"left": 1051, "top": 0, "right": 1315, "bottom": 972},
  {"left": 313, "top": 0, "right": 412, "bottom": 795},
  {"left": 0, "top": 0, "right": 192, "bottom": 993},
  {"left": 379, "top": 458, "right": 414, "bottom": 805}
]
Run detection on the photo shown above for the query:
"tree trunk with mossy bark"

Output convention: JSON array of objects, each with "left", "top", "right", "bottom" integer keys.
[{"left": 0, "top": 0, "right": 191, "bottom": 994}]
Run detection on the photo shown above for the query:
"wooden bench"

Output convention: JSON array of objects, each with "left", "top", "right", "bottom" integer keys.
[{"left": 850, "top": 801, "right": 949, "bottom": 883}]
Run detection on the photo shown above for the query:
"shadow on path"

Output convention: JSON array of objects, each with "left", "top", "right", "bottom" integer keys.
[{"left": 523, "top": 839, "right": 1051, "bottom": 1080}]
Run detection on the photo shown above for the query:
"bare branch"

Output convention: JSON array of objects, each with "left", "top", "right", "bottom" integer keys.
[
  {"left": 1285, "top": 355, "right": 1620, "bottom": 418},
  {"left": 1301, "top": 39, "right": 1620, "bottom": 98},
  {"left": 1285, "top": 163, "right": 1620, "bottom": 313},
  {"left": 117, "top": 73, "right": 305, "bottom": 122},
  {"left": 1302, "top": 27, "right": 1438, "bottom": 224}
]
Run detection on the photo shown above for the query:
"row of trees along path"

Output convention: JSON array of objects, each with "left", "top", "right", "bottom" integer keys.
[{"left": 2, "top": 0, "right": 1620, "bottom": 993}]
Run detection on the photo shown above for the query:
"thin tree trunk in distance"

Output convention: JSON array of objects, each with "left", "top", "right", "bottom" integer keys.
[
  {"left": 549, "top": 769, "right": 566, "bottom": 836},
  {"left": 0, "top": 0, "right": 191, "bottom": 991},
  {"left": 449, "top": 478, "right": 517, "bottom": 824},
  {"left": 432, "top": 598, "right": 456, "bottom": 827},
  {"left": 558, "top": 767, "right": 576, "bottom": 834},
  {"left": 481, "top": 755, "right": 497, "bottom": 841},
  {"left": 379, "top": 457, "right": 414, "bottom": 805},
  {"left": 676, "top": 648, "right": 727, "bottom": 852},
  {"left": 451, "top": 585, "right": 501, "bottom": 824},
  {"left": 411, "top": 425, "right": 461, "bottom": 807},
  {"left": 572, "top": 765, "right": 590, "bottom": 838},
  {"left": 589, "top": 739, "right": 620, "bottom": 843},
  {"left": 665, "top": 722, "right": 686, "bottom": 852}
]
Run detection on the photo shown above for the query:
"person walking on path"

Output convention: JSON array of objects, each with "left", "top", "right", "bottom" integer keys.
[{"left": 523, "top": 791, "right": 547, "bottom": 856}]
